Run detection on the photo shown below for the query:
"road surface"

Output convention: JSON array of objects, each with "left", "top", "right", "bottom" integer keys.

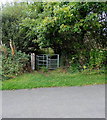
[{"left": 2, "top": 85, "right": 105, "bottom": 118}]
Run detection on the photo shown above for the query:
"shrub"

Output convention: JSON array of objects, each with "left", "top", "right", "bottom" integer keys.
[
  {"left": 67, "top": 63, "right": 80, "bottom": 73},
  {"left": 89, "top": 49, "right": 106, "bottom": 69},
  {"left": 67, "top": 49, "right": 106, "bottom": 73},
  {"left": 2, "top": 47, "right": 30, "bottom": 78}
]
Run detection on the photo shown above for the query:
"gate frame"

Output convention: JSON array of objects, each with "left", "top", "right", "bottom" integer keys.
[{"left": 36, "top": 54, "right": 59, "bottom": 70}]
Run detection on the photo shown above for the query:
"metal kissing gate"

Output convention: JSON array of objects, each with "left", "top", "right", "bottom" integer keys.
[{"left": 36, "top": 54, "right": 59, "bottom": 70}]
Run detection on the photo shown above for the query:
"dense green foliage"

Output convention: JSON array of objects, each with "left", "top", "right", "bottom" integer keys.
[
  {"left": 1, "top": 2, "right": 107, "bottom": 71},
  {"left": 2, "top": 69, "right": 105, "bottom": 90},
  {"left": 1, "top": 46, "right": 30, "bottom": 79}
]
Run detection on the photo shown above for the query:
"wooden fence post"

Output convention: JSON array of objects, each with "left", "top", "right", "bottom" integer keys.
[
  {"left": 57, "top": 54, "right": 59, "bottom": 68},
  {"left": 31, "top": 53, "right": 35, "bottom": 70}
]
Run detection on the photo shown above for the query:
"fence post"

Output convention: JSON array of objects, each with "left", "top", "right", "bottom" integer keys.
[
  {"left": 46, "top": 54, "right": 48, "bottom": 69},
  {"left": 57, "top": 54, "right": 59, "bottom": 68},
  {"left": 31, "top": 53, "right": 35, "bottom": 70}
]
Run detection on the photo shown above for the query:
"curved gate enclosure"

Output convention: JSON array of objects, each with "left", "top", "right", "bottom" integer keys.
[{"left": 36, "top": 54, "right": 59, "bottom": 70}]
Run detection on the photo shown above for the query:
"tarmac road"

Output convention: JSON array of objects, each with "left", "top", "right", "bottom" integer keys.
[{"left": 2, "top": 85, "right": 105, "bottom": 118}]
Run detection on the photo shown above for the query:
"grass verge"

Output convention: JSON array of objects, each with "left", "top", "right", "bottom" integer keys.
[{"left": 2, "top": 69, "right": 106, "bottom": 90}]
